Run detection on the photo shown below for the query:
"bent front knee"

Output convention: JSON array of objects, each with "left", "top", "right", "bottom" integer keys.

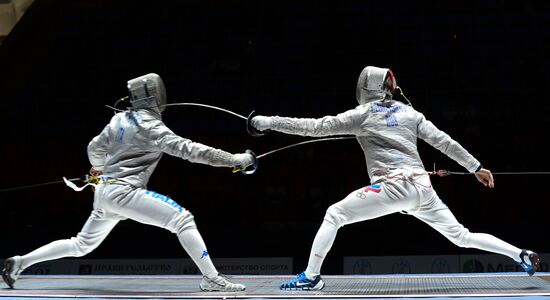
[
  {"left": 324, "top": 204, "right": 347, "bottom": 228},
  {"left": 174, "top": 212, "right": 196, "bottom": 235}
]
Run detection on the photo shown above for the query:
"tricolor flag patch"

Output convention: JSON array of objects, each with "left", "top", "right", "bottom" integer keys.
[{"left": 364, "top": 184, "right": 382, "bottom": 193}]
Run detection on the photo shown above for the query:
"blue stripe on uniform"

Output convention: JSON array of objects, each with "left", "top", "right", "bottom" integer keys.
[{"left": 145, "top": 190, "right": 184, "bottom": 213}]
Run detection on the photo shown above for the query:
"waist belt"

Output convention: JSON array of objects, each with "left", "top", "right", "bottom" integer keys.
[
  {"left": 371, "top": 168, "right": 427, "bottom": 184},
  {"left": 64, "top": 175, "right": 124, "bottom": 192},
  {"left": 98, "top": 176, "right": 121, "bottom": 184}
]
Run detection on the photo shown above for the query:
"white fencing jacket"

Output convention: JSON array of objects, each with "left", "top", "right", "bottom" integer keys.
[
  {"left": 88, "top": 109, "right": 237, "bottom": 188},
  {"left": 267, "top": 100, "right": 480, "bottom": 183}
]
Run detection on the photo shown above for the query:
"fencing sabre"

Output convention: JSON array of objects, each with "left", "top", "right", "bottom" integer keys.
[
  {"left": 162, "top": 103, "right": 268, "bottom": 137},
  {"left": 106, "top": 100, "right": 267, "bottom": 137},
  {"left": 235, "top": 136, "right": 356, "bottom": 174}
]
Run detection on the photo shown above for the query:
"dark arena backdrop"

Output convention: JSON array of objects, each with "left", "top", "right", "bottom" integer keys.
[{"left": 0, "top": 0, "right": 548, "bottom": 277}]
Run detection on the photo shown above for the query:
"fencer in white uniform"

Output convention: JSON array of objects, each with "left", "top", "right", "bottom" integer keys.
[
  {"left": 2, "top": 73, "right": 253, "bottom": 291},
  {"left": 251, "top": 66, "right": 540, "bottom": 290}
]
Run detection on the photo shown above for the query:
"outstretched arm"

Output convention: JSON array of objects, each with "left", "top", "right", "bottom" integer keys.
[
  {"left": 252, "top": 108, "right": 363, "bottom": 137},
  {"left": 417, "top": 113, "right": 493, "bottom": 187},
  {"left": 150, "top": 121, "right": 253, "bottom": 168}
]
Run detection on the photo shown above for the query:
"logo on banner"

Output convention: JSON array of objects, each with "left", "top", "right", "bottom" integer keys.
[
  {"left": 462, "top": 259, "right": 484, "bottom": 273},
  {"left": 352, "top": 260, "right": 372, "bottom": 274},
  {"left": 22, "top": 265, "right": 52, "bottom": 275},
  {"left": 431, "top": 259, "right": 451, "bottom": 273},
  {"left": 79, "top": 265, "right": 92, "bottom": 275},
  {"left": 392, "top": 259, "right": 411, "bottom": 274}
]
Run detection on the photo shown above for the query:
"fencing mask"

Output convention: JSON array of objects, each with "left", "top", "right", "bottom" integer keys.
[
  {"left": 127, "top": 73, "right": 167, "bottom": 114},
  {"left": 356, "top": 66, "right": 397, "bottom": 105}
]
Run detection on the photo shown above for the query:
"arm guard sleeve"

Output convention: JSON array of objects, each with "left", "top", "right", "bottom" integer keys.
[
  {"left": 269, "top": 108, "right": 363, "bottom": 137},
  {"left": 150, "top": 120, "right": 236, "bottom": 167},
  {"left": 417, "top": 113, "right": 480, "bottom": 173}
]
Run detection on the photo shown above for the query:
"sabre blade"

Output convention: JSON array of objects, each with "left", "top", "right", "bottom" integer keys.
[
  {"left": 162, "top": 103, "right": 248, "bottom": 120},
  {"left": 257, "top": 136, "right": 355, "bottom": 159}
]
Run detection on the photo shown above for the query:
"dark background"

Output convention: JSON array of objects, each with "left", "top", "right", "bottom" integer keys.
[{"left": 0, "top": 0, "right": 548, "bottom": 274}]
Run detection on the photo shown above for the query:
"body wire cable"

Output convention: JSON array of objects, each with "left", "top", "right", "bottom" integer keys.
[
  {"left": 0, "top": 177, "right": 81, "bottom": 193},
  {"left": 432, "top": 170, "right": 550, "bottom": 177},
  {"left": 256, "top": 136, "right": 355, "bottom": 159}
]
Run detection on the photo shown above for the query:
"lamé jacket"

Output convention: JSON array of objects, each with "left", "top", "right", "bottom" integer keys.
[
  {"left": 87, "top": 109, "right": 238, "bottom": 188},
  {"left": 267, "top": 100, "right": 480, "bottom": 184}
]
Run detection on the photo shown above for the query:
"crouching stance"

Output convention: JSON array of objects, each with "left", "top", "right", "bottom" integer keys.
[
  {"left": 2, "top": 73, "right": 254, "bottom": 291},
  {"left": 251, "top": 66, "right": 540, "bottom": 290}
]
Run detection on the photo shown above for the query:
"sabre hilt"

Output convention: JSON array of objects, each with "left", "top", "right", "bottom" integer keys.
[
  {"left": 232, "top": 149, "right": 259, "bottom": 175},
  {"left": 246, "top": 110, "right": 270, "bottom": 137},
  {"left": 242, "top": 149, "right": 258, "bottom": 175},
  {"left": 79, "top": 174, "right": 101, "bottom": 184}
]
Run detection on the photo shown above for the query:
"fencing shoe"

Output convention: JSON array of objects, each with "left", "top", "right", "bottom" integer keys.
[
  {"left": 199, "top": 274, "right": 246, "bottom": 292},
  {"left": 280, "top": 272, "right": 325, "bottom": 290},
  {"left": 2, "top": 256, "right": 23, "bottom": 289},
  {"left": 518, "top": 250, "right": 540, "bottom": 276}
]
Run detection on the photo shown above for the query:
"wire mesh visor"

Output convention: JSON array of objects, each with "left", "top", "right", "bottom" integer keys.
[{"left": 127, "top": 73, "right": 167, "bottom": 112}]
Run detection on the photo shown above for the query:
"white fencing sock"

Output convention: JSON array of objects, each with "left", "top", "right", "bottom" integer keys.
[
  {"left": 305, "top": 220, "right": 338, "bottom": 278},
  {"left": 178, "top": 228, "right": 218, "bottom": 278}
]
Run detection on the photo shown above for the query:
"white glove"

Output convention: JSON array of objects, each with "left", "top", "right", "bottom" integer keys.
[
  {"left": 251, "top": 116, "right": 272, "bottom": 131},
  {"left": 233, "top": 153, "right": 254, "bottom": 168}
]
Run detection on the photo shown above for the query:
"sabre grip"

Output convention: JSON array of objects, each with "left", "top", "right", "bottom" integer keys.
[
  {"left": 247, "top": 110, "right": 270, "bottom": 137},
  {"left": 436, "top": 170, "right": 451, "bottom": 177}
]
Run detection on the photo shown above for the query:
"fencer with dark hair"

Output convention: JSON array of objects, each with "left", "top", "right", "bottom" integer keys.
[
  {"left": 2, "top": 73, "right": 253, "bottom": 292},
  {"left": 251, "top": 66, "right": 540, "bottom": 290}
]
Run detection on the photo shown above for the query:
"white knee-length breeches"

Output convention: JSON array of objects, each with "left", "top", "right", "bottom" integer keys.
[
  {"left": 322, "top": 173, "right": 520, "bottom": 259},
  {"left": 74, "top": 184, "right": 196, "bottom": 256},
  {"left": 19, "top": 184, "right": 197, "bottom": 269},
  {"left": 306, "top": 173, "right": 521, "bottom": 277}
]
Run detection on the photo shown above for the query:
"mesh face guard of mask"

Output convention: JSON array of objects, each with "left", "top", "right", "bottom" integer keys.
[{"left": 127, "top": 73, "right": 167, "bottom": 113}]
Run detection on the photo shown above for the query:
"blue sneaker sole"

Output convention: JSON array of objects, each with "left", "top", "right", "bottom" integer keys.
[{"left": 280, "top": 280, "right": 325, "bottom": 291}]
